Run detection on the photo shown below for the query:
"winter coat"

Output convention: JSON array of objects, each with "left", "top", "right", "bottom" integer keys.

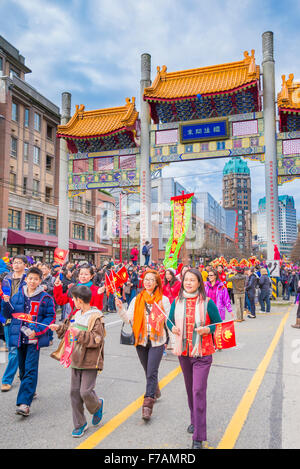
[
  {"left": 130, "top": 248, "right": 139, "bottom": 262},
  {"left": 231, "top": 273, "right": 247, "bottom": 294},
  {"left": 163, "top": 280, "right": 181, "bottom": 304},
  {"left": 56, "top": 307, "right": 105, "bottom": 371},
  {"left": 245, "top": 274, "right": 258, "bottom": 298},
  {"left": 54, "top": 284, "right": 104, "bottom": 312},
  {"left": 205, "top": 280, "right": 233, "bottom": 320},
  {"left": 41, "top": 274, "right": 55, "bottom": 296},
  {"left": 1, "top": 285, "right": 56, "bottom": 349},
  {"left": 258, "top": 274, "right": 271, "bottom": 296}
]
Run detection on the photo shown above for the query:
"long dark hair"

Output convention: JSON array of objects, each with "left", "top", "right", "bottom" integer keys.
[
  {"left": 164, "top": 269, "right": 177, "bottom": 287},
  {"left": 178, "top": 268, "right": 206, "bottom": 300}
]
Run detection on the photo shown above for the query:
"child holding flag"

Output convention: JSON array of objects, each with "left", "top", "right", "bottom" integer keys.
[
  {"left": 115, "top": 269, "right": 170, "bottom": 421},
  {"left": 166, "top": 268, "right": 222, "bottom": 449},
  {"left": 50, "top": 285, "right": 105, "bottom": 438},
  {"left": 1, "top": 267, "right": 56, "bottom": 417}
]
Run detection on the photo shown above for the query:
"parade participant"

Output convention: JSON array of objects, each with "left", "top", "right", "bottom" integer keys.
[
  {"left": 163, "top": 269, "right": 181, "bottom": 304},
  {"left": 258, "top": 268, "right": 272, "bottom": 313},
  {"left": 115, "top": 269, "right": 170, "bottom": 421},
  {"left": 130, "top": 245, "right": 139, "bottom": 266},
  {"left": 205, "top": 269, "right": 233, "bottom": 321},
  {"left": 217, "top": 265, "right": 227, "bottom": 286},
  {"left": 198, "top": 265, "right": 208, "bottom": 283},
  {"left": 291, "top": 281, "right": 300, "bottom": 329},
  {"left": 245, "top": 267, "right": 258, "bottom": 318},
  {"left": 49, "top": 285, "right": 105, "bottom": 437},
  {"left": 1, "top": 255, "right": 27, "bottom": 393},
  {"left": 1, "top": 267, "right": 56, "bottom": 416},
  {"left": 166, "top": 269, "right": 222, "bottom": 449},
  {"left": 54, "top": 265, "right": 105, "bottom": 314},
  {"left": 142, "top": 241, "right": 153, "bottom": 266},
  {"left": 231, "top": 267, "right": 247, "bottom": 322}
]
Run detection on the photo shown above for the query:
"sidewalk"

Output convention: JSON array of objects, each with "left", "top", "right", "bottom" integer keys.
[{"left": 282, "top": 302, "right": 300, "bottom": 449}]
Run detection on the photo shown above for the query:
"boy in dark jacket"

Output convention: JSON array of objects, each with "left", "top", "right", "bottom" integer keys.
[{"left": 1, "top": 267, "right": 56, "bottom": 416}]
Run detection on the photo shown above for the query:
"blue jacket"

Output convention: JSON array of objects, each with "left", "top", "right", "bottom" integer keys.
[{"left": 1, "top": 285, "right": 56, "bottom": 349}]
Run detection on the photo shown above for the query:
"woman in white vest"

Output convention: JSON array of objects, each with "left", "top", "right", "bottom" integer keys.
[{"left": 166, "top": 268, "right": 222, "bottom": 449}]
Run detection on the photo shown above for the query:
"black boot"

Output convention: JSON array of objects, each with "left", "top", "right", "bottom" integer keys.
[{"left": 192, "top": 440, "right": 202, "bottom": 449}]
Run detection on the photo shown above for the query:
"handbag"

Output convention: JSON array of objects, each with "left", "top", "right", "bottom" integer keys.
[
  {"left": 120, "top": 321, "right": 135, "bottom": 345},
  {"left": 50, "top": 336, "right": 65, "bottom": 361}
]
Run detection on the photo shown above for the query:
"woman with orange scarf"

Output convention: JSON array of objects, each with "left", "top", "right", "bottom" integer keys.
[{"left": 115, "top": 269, "right": 170, "bottom": 420}]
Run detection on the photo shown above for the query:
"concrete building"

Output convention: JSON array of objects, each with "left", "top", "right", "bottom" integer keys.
[
  {"left": 222, "top": 157, "right": 252, "bottom": 253},
  {"left": 0, "top": 36, "right": 114, "bottom": 264},
  {"left": 257, "top": 195, "right": 297, "bottom": 256}
]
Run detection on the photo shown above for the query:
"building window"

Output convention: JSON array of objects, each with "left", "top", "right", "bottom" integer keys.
[
  {"left": 10, "top": 68, "right": 20, "bottom": 79},
  {"left": 9, "top": 172, "right": 16, "bottom": 192},
  {"left": 8, "top": 209, "right": 21, "bottom": 229},
  {"left": 86, "top": 200, "right": 91, "bottom": 214},
  {"left": 46, "top": 125, "right": 53, "bottom": 140},
  {"left": 34, "top": 112, "right": 41, "bottom": 132},
  {"left": 11, "top": 136, "right": 17, "bottom": 158},
  {"left": 23, "top": 177, "right": 27, "bottom": 195},
  {"left": 23, "top": 142, "right": 29, "bottom": 161},
  {"left": 87, "top": 227, "right": 95, "bottom": 241},
  {"left": 46, "top": 154, "right": 53, "bottom": 172},
  {"left": 47, "top": 218, "right": 56, "bottom": 235},
  {"left": 73, "top": 224, "right": 85, "bottom": 240},
  {"left": 33, "top": 146, "right": 40, "bottom": 164},
  {"left": 45, "top": 186, "right": 53, "bottom": 204},
  {"left": 0, "top": 56, "right": 3, "bottom": 75},
  {"left": 24, "top": 108, "right": 29, "bottom": 128},
  {"left": 76, "top": 196, "right": 83, "bottom": 212},
  {"left": 25, "top": 213, "right": 43, "bottom": 233},
  {"left": 12, "top": 102, "right": 18, "bottom": 122},
  {"left": 33, "top": 179, "right": 40, "bottom": 197}
]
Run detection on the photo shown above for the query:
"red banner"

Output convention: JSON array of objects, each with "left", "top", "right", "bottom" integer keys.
[
  {"left": 214, "top": 321, "right": 236, "bottom": 350},
  {"left": 116, "top": 266, "right": 129, "bottom": 286}
]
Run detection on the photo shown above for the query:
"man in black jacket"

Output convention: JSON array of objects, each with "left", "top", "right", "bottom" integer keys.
[{"left": 245, "top": 267, "right": 258, "bottom": 318}]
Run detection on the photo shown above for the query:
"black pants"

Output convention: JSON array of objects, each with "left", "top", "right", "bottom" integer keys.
[{"left": 136, "top": 341, "right": 164, "bottom": 398}]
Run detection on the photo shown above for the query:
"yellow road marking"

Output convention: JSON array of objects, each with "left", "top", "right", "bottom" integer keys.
[
  {"left": 76, "top": 365, "right": 182, "bottom": 449},
  {"left": 217, "top": 306, "right": 292, "bottom": 449}
]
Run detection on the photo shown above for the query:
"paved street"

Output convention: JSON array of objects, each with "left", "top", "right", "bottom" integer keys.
[{"left": 1, "top": 301, "right": 300, "bottom": 450}]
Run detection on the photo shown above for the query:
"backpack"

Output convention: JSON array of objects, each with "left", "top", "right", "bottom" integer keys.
[{"left": 142, "top": 245, "right": 148, "bottom": 255}]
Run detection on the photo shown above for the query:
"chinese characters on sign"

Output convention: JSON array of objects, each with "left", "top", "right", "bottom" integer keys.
[{"left": 180, "top": 119, "right": 229, "bottom": 143}]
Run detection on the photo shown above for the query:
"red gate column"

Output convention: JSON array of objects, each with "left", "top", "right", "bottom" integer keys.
[{"left": 139, "top": 53, "right": 152, "bottom": 265}]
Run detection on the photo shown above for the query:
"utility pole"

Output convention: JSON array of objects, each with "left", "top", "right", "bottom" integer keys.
[
  {"left": 262, "top": 31, "right": 280, "bottom": 260},
  {"left": 58, "top": 92, "right": 71, "bottom": 251},
  {"left": 139, "top": 53, "right": 152, "bottom": 264}
]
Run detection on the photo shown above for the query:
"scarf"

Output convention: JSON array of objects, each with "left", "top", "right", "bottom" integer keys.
[
  {"left": 77, "top": 281, "right": 93, "bottom": 288},
  {"left": 173, "top": 292, "right": 207, "bottom": 357},
  {"left": 132, "top": 288, "right": 164, "bottom": 345}
]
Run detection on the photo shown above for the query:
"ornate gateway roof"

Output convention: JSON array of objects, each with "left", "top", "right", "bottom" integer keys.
[
  {"left": 143, "top": 51, "right": 260, "bottom": 124},
  {"left": 278, "top": 74, "right": 300, "bottom": 132},
  {"left": 57, "top": 97, "right": 138, "bottom": 140}
]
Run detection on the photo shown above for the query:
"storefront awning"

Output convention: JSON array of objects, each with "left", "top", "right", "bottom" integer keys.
[
  {"left": 7, "top": 229, "right": 62, "bottom": 248},
  {"left": 69, "top": 239, "right": 108, "bottom": 253},
  {"left": 7, "top": 230, "right": 109, "bottom": 254}
]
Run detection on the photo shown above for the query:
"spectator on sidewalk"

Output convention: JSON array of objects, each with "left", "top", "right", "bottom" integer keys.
[
  {"left": 231, "top": 267, "right": 247, "bottom": 322},
  {"left": 142, "top": 241, "right": 153, "bottom": 266},
  {"left": 130, "top": 245, "right": 139, "bottom": 266},
  {"left": 258, "top": 268, "right": 272, "bottom": 313},
  {"left": 245, "top": 267, "right": 258, "bottom": 319}
]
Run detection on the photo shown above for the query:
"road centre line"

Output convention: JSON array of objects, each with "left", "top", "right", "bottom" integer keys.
[
  {"left": 76, "top": 365, "right": 182, "bottom": 449},
  {"left": 76, "top": 306, "right": 292, "bottom": 449},
  {"left": 217, "top": 306, "right": 292, "bottom": 449}
]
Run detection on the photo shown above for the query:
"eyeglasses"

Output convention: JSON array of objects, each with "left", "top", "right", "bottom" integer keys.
[{"left": 208, "top": 274, "right": 215, "bottom": 277}]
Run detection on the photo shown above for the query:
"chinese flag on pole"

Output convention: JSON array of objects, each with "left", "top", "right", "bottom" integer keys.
[
  {"left": 109, "top": 270, "right": 121, "bottom": 290},
  {"left": 213, "top": 321, "right": 236, "bottom": 350},
  {"left": 148, "top": 303, "right": 166, "bottom": 333},
  {"left": 12, "top": 313, "right": 33, "bottom": 322},
  {"left": 105, "top": 273, "right": 114, "bottom": 295},
  {"left": 116, "top": 266, "right": 129, "bottom": 286},
  {"left": 53, "top": 248, "right": 69, "bottom": 266}
]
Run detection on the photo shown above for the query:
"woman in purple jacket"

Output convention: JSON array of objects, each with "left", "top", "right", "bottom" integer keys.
[{"left": 205, "top": 269, "right": 234, "bottom": 321}]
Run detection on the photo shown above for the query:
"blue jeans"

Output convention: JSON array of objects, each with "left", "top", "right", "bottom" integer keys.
[
  {"left": 1, "top": 324, "right": 19, "bottom": 386},
  {"left": 108, "top": 293, "right": 116, "bottom": 312},
  {"left": 259, "top": 293, "right": 271, "bottom": 312},
  {"left": 17, "top": 344, "right": 40, "bottom": 406},
  {"left": 144, "top": 255, "right": 150, "bottom": 266}
]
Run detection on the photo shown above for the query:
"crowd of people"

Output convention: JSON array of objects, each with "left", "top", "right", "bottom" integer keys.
[{"left": 0, "top": 252, "right": 299, "bottom": 448}]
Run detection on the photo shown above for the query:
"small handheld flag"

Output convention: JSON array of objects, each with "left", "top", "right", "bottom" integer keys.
[{"left": 213, "top": 320, "right": 236, "bottom": 350}]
